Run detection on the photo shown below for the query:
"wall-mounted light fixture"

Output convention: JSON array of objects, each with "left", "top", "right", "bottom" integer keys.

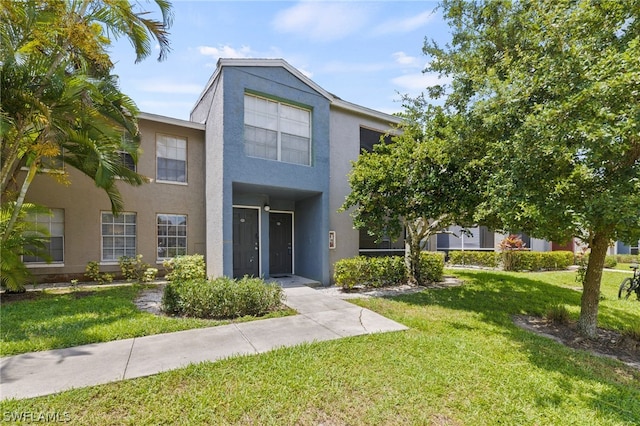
[{"left": 263, "top": 204, "right": 270, "bottom": 212}]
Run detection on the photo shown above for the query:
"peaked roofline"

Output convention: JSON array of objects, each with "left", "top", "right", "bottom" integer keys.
[{"left": 191, "top": 58, "right": 401, "bottom": 125}]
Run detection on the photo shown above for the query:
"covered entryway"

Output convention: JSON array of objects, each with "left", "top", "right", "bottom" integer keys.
[
  {"left": 233, "top": 207, "right": 260, "bottom": 278},
  {"left": 269, "top": 212, "right": 293, "bottom": 275}
]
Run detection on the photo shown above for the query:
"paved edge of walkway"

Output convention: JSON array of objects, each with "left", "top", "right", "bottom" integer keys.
[{"left": 0, "top": 281, "right": 408, "bottom": 401}]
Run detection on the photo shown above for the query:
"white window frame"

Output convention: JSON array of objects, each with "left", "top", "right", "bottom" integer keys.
[
  {"left": 244, "top": 93, "right": 312, "bottom": 166},
  {"left": 24, "top": 208, "right": 65, "bottom": 266},
  {"left": 156, "top": 214, "right": 188, "bottom": 260},
  {"left": 118, "top": 151, "right": 136, "bottom": 172},
  {"left": 101, "top": 212, "right": 137, "bottom": 263},
  {"left": 156, "top": 134, "right": 187, "bottom": 184}
]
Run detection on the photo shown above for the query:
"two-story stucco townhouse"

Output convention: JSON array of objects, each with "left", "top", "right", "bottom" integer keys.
[{"left": 24, "top": 58, "right": 403, "bottom": 286}]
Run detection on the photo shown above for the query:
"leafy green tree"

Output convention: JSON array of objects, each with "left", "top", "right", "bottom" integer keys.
[
  {"left": 342, "top": 101, "right": 478, "bottom": 284},
  {"left": 0, "top": 0, "right": 172, "bottom": 289},
  {"left": 0, "top": 0, "right": 173, "bottom": 239},
  {"left": 425, "top": 0, "right": 640, "bottom": 336}
]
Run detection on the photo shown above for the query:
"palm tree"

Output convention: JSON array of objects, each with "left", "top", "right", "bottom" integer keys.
[
  {"left": 0, "top": 203, "right": 51, "bottom": 292},
  {"left": 0, "top": 0, "right": 173, "bottom": 240}
]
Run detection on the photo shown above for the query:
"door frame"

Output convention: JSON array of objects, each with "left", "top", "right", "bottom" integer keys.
[
  {"left": 232, "top": 205, "right": 262, "bottom": 277},
  {"left": 269, "top": 210, "right": 295, "bottom": 275}
]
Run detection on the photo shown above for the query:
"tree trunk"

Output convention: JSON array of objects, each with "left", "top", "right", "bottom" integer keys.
[
  {"left": 577, "top": 232, "right": 609, "bottom": 338},
  {"left": 406, "top": 236, "right": 422, "bottom": 284},
  {"left": 2, "top": 159, "right": 38, "bottom": 243}
]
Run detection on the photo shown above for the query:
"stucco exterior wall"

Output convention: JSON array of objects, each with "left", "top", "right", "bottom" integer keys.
[
  {"left": 211, "top": 65, "right": 332, "bottom": 283},
  {"left": 328, "top": 106, "right": 399, "bottom": 282},
  {"left": 24, "top": 117, "right": 206, "bottom": 281}
]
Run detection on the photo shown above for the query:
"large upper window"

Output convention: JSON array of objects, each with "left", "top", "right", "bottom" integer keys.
[
  {"left": 23, "top": 208, "right": 64, "bottom": 264},
  {"left": 156, "top": 134, "right": 187, "bottom": 183},
  {"left": 157, "top": 214, "right": 187, "bottom": 260},
  {"left": 101, "top": 212, "right": 136, "bottom": 261},
  {"left": 244, "top": 94, "right": 311, "bottom": 166}
]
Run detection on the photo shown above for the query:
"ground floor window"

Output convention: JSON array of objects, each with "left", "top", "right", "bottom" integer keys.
[
  {"left": 101, "top": 212, "right": 136, "bottom": 261},
  {"left": 23, "top": 208, "right": 64, "bottom": 263},
  {"left": 157, "top": 214, "right": 187, "bottom": 259},
  {"left": 359, "top": 228, "right": 406, "bottom": 257}
]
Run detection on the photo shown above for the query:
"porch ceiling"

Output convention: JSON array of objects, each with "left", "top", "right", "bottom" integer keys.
[{"left": 233, "top": 182, "right": 321, "bottom": 201}]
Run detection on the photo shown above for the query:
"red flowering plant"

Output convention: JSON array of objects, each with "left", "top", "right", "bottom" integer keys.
[{"left": 500, "top": 234, "right": 527, "bottom": 270}]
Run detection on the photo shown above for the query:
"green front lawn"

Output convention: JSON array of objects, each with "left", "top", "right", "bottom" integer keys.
[
  {"left": 1, "top": 270, "right": 638, "bottom": 425},
  {"left": 0, "top": 285, "right": 293, "bottom": 356}
]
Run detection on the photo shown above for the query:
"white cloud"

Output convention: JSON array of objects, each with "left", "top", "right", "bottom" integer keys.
[
  {"left": 374, "top": 9, "right": 434, "bottom": 35},
  {"left": 392, "top": 51, "right": 421, "bottom": 67},
  {"left": 391, "top": 72, "right": 451, "bottom": 91},
  {"left": 197, "top": 45, "right": 253, "bottom": 59},
  {"left": 272, "top": 2, "right": 371, "bottom": 42}
]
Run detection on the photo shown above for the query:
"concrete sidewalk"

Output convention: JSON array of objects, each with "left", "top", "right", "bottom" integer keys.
[{"left": 0, "top": 278, "right": 408, "bottom": 400}]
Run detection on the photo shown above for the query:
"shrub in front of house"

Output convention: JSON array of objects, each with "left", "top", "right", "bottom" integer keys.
[
  {"left": 616, "top": 254, "right": 639, "bottom": 264},
  {"left": 118, "top": 254, "right": 157, "bottom": 282},
  {"left": 163, "top": 254, "right": 206, "bottom": 282},
  {"left": 334, "top": 253, "right": 444, "bottom": 290},
  {"left": 419, "top": 252, "right": 445, "bottom": 283},
  {"left": 502, "top": 251, "right": 574, "bottom": 271},
  {"left": 333, "top": 256, "right": 405, "bottom": 290},
  {"left": 162, "top": 276, "right": 283, "bottom": 319},
  {"left": 448, "top": 251, "right": 500, "bottom": 268},
  {"left": 580, "top": 253, "right": 619, "bottom": 269}
]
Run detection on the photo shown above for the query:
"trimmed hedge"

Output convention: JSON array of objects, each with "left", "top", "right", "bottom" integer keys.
[
  {"left": 502, "top": 250, "right": 574, "bottom": 272},
  {"left": 162, "top": 276, "right": 283, "bottom": 319},
  {"left": 334, "top": 253, "right": 444, "bottom": 289},
  {"left": 616, "top": 254, "right": 639, "bottom": 264},
  {"left": 448, "top": 251, "right": 500, "bottom": 268},
  {"left": 419, "top": 252, "right": 445, "bottom": 283}
]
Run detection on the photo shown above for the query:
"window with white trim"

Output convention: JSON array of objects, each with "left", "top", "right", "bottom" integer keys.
[
  {"left": 23, "top": 209, "right": 64, "bottom": 263},
  {"left": 244, "top": 94, "right": 311, "bottom": 165},
  {"left": 101, "top": 212, "right": 136, "bottom": 261},
  {"left": 156, "top": 134, "right": 187, "bottom": 182},
  {"left": 157, "top": 214, "right": 187, "bottom": 259},
  {"left": 119, "top": 151, "right": 136, "bottom": 172}
]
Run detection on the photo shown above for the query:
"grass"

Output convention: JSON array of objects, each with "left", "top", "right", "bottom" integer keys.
[
  {"left": 1, "top": 269, "right": 639, "bottom": 424},
  {"left": 0, "top": 285, "right": 294, "bottom": 356},
  {"left": 613, "top": 263, "right": 639, "bottom": 271}
]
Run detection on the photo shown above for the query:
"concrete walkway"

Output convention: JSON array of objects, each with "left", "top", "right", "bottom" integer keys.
[{"left": 0, "top": 277, "right": 408, "bottom": 400}]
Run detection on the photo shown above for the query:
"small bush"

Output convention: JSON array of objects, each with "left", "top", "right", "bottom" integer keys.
[
  {"left": 545, "top": 304, "right": 571, "bottom": 324},
  {"left": 448, "top": 251, "right": 500, "bottom": 268},
  {"left": 368, "top": 256, "right": 406, "bottom": 287},
  {"left": 604, "top": 255, "right": 618, "bottom": 269},
  {"left": 85, "top": 261, "right": 113, "bottom": 284},
  {"left": 333, "top": 253, "right": 444, "bottom": 289},
  {"left": 333, "top": 256, "right": 406, "bottom": 289},
  {"left": 616, "top": 254, "right": 639, "bottom": 264},
  {"left": 419, "top": 252, "right": 445, "bottom": 284},
  {"left": 163, "top": 254, "right": 206, "bottom": 282},
  {"left": 502, "top": 251, "right": 574, "bottom": 271},
  {"left": 119, "top": 254, "right": 153, "bottom": 282},
  {"left": 162, "top": 276, "right": 283, "bottom": 319}
]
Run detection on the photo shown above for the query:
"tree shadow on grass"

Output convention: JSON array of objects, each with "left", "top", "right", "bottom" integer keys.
[
  {"left": 0, "top": 286, "right": 150, "bottom": 355},
  {"left": 388, "top": 270, "right": 640, "bottom": 424}
]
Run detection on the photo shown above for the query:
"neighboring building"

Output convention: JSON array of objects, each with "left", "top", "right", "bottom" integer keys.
[{"left": 24, "top": 58, "right": 402, "bottom": 285}]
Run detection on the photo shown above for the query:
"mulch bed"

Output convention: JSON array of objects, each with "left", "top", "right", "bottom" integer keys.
[{"left": 513, "top": 314, "right": 640, "bottom": 370}]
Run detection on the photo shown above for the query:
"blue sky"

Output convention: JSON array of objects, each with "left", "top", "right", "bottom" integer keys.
[{"left": 109, "top": 1, "right": 451, "bottom": 120}]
